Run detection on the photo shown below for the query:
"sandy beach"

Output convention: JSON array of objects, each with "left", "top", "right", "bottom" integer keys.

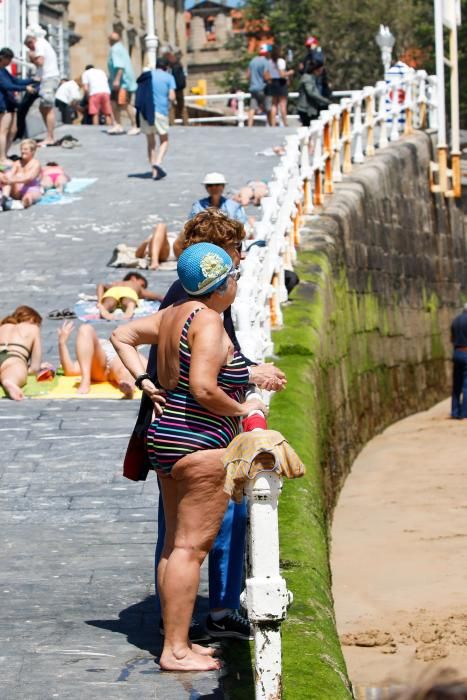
[{"left": 331, "top": 398, "right": 467, "bottom": 688}]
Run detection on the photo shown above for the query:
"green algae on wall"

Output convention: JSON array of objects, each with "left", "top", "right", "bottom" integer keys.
[{"left": 271, "top": 240, "right": 453, "bottom": 698}]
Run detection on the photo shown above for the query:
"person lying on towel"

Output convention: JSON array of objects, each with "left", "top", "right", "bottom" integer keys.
[{"left": 96, "top": 272, "right": 162, "bottom": 320}]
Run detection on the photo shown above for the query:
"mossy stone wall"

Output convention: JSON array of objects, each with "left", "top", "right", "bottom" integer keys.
[{"left": 273, "top": 132, "right": 466, "bottom": 698}]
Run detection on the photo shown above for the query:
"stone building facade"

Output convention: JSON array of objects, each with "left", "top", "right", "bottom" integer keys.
[{"left": 67, "top": 0, "right": 186, "bottom": 78}]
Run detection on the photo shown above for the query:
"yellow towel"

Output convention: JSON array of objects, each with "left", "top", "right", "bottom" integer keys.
[{"left": 222, "top": 429, "right": 306, "bottom": 503}]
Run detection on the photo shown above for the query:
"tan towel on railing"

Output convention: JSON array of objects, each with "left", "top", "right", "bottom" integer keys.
[{"left": 222, "top": 429, "right": 306, "bottom": 503}]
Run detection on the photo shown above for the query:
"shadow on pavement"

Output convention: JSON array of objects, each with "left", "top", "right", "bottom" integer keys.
[
  {"left": 86, "top": 594, "right": 160, "bottom": 655},
  {"left": 86, "top": 595, "right": 253, "bottom": 698},
  {"left": 127, "top": 172, "right": 154, "bottom": 179}
]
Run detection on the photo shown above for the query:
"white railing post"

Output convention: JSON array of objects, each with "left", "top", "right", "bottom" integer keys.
[
  {"left": 376, "top": 80, "right": 388, "bottom": 149},
  {"left": 389, "top": 79, "right": 401, "bottom": 141},
  {"left": 244, "top": 472, "right": 291, "bottom": 700},
  {"left": 352, "top": 92, "right": 365, "bottom": 164},
  {"left": 428, "top": 75, "right": 439, "bottom": 130}
]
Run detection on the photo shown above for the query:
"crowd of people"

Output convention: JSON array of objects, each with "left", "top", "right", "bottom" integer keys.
[
  {"left": 4, "top": 24, "right": 464, "bottom": 685},
  {"left": 246, "top": 35, "right": 332, "bottom": 128}
]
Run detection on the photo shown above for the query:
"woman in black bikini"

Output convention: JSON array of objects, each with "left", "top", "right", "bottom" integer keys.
[{"left": 0, "top": 305, "right": 43, "bottom": 400}]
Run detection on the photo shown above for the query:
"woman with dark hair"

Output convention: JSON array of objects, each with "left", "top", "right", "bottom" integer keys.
[
  {"left": 111, "top": 243, "right": 267, "bottom": 671},
  {"left": 267, "top": 44, "right": 293, "bottom": 126},
  {"left": 0, "top": 47, "right": 38, "bottom": 164},
  {"left": 0, "top": 305, "right": 44, "bottom": 400}
]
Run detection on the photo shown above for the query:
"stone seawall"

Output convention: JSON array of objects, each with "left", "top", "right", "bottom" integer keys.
[
  {"left": 279, "top": 131, "right": 466, "bottom": 509},
  {"left": 272, "top": 131, "right": 466, "bottom": 698}
]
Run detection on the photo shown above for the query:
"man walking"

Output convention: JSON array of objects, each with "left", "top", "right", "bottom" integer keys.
[
  {"left": 450, "top": 303, "right": 467, "bottom": 419},
  {"left": 135, "top": 56, "right": 175, "bottom": 180},
  {"left": 246, "top": 43, "right": 271, "bottom": 127},
  {"left": 107, "top": 31, "right": 138, "bottom": 135},
  {"left": 24, "top": 26, "right": 60, "bottom": 145}
]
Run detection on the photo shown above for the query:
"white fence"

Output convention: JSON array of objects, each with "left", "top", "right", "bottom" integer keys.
[
  {"left": 234, "top": 69, "right": 438, "bottom": 700},
  {"left": 180, "top": 90, "right": 355, "bottom": 127}
]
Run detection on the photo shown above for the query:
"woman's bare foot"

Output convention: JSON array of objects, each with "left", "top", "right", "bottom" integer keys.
[
  {"left": 149, "top": 261, "right": 160, "bottom": 270},
  {"left": 190, "top": 643, "right": 220, "bottom": 657},
  {"left": 118, "top": 379, "right": 134, "bottom": 399},
  {"left": 2, "top": 381, "right": 25, "bottom": 401},
  {"left": 77, "top": 380, "right": 91, "bottom": 394},
  {"left": 159, "top": 647, "right": 223, "bottom": 672}
]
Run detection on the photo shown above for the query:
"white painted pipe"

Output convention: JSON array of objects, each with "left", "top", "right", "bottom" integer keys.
[
  {"left": 433, "top": 0, "right": 447, "bottom": 146},
  {"left": 145, "top": 0, "right": 158, "bottom": 69}
]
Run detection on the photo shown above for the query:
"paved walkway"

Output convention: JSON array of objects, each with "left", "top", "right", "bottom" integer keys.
[
  {"left": 331, "top": 398, "right": 467, "bottom": 694},
  {"left": 0, "top": 125, "right": 293, "bottom": 699}
]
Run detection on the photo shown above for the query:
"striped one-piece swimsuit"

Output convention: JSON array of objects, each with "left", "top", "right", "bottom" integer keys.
[{"left": 146, "top": 308, "right": 250, "bottom": 475}]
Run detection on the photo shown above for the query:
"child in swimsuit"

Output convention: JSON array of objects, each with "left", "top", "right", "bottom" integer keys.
[{"left": 41, "top": 162, "right": 70, "bottom": 193}]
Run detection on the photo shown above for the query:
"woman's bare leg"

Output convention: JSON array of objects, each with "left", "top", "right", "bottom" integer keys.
[
  {"left": 158, "top": 449, "right": 229, "bottom": 671},
  {"left": 41, "top": 174, "right": 54, "bottom": 191},
  {"left": 270, "top": 98, "right": 278, "bottom": 126},
  {"left": 75, "top": 325, "right": 107, "bottom": 394},
  {"left": 108, "top": 350, "right": 146, "bottom": 398},
  {"left": 22, "top": 189, "right": 42, "bottom": 208},
  {"left": 279, "top": 96, "right": 288, "bottom": 126},
  {"left": 148, "top": 223, "right": 170, "bottom": 270},
  {"left": 5, "top": 112, "right": 16, "bottom": 156},
  {"left": 55, "top": 175, "right": 68, "bottom": 193},
  {"left": 120, "top": 298, "right": 137, "bottom": 320},
  {"left": 236, "top": 186, "right": 252, "bottom": 207},
  {"left": 99, "top": 297, "right": 118, "bottom": 320},
  {"left": 0, "top": 359, "right": 28, "bottom": 401},
  {"left": 0, "top": 112, "right": 12, "bottom": 163}
]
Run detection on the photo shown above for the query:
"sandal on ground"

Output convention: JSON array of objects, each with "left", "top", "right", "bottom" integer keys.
[
  {"left": 47, "top": 309, "right": 64, "bottom": 319},
  {"left": 61, "top": 308, "right": 76, "bottom": 318}
]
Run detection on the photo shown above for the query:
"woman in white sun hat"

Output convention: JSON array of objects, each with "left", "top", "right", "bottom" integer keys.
[{"left": 189, "top": 171, "right": 248, "bottom": 226}]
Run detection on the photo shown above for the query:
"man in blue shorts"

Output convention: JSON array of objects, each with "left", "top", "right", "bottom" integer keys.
[{"left": 135, "top": 57, "right": 175, "bottom": 181}]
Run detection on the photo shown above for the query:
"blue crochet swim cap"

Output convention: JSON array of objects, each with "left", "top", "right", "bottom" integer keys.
[{"left": 178, "top": 242, "right": 233, "bottom": 296}]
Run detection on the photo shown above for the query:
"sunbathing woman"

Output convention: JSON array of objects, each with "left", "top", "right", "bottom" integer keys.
[
  {"left": 0, "top": 305, "right": 44, "bottom": 400},
  {"left": 0, "top": 139, "right": 42, "bottom": 209},
  {"left": 58, "top": 321, "right": 146, "bottom": 397},
  {"left": 134, "top": 222, "right": 184, "bottom": 270},
  {"left": 97, "top": 272, "right": 162, "bottom": 320},
  {"left": 231, "top": 180, "right": 269, "bottom": 207},
  {"left": 111, "top": 243, "right": 266, "bottom": 671},
  {"left": 41, "top": 162, "right": 70, "bottom": 194}
]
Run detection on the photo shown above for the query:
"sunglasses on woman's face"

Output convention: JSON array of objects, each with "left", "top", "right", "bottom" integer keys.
[{"left": 229, "top": 269, "right": 241, "bottom": 282}]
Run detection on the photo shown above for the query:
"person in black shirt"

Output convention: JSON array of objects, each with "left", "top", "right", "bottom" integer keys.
[{"left": 450, "top": 303, "right": 467, "bottom": 419}]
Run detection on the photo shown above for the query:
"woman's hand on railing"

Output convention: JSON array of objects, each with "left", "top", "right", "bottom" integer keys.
[
  {"left": 242, "top": 397, "right": 269, "bottom": 417},
  {"left": 249, "top": 363, "right": 287, "bottom": 391}
]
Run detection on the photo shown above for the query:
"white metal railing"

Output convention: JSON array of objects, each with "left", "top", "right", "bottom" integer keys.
[
  {"left": 299, "top": 70, "right": 439, "bottom": 211},
  {"left": 231, "top": 69, "right": 438, "bottom": 700},
  {"left": 178, "top": 90, "right": 356, "bottom": 127}
]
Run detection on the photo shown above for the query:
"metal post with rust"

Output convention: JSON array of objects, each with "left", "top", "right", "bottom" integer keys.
[
  {"left": 244, "top": 472, "right": 291, "bottom": 700},
  {"left": 341, "top": 103, "right": 352, "bottom": 174},
  {"left": 323, "top": 113, "right": 333, "bottom": 194},
  {"left": 363, "top": 86, "right": 375, "bottom": 156}
]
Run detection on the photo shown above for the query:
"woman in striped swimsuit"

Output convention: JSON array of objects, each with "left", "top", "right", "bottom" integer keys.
[{"left": 112, "top": 243, "right": 266, "bottom": 672}]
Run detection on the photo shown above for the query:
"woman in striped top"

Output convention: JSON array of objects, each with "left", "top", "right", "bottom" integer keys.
[{"left": 111, "top": 243, "right": 266, "bottom": 672}]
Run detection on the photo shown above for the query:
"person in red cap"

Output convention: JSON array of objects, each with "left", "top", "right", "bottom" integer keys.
[{"left": 301, "top": 35, "right": 331, "bottom": 99}]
